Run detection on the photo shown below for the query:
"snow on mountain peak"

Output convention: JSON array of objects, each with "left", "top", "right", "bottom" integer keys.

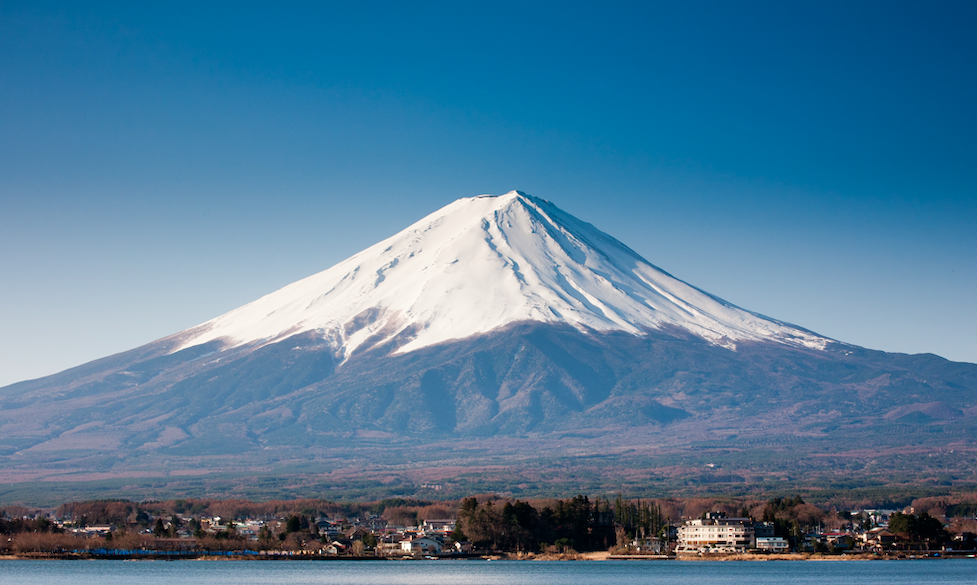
[{"left": 175, "top": 191, "right": 829, "bottom": 359}]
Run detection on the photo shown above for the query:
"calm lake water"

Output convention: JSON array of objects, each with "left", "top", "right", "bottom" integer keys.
[{"left": 0, "top": 559, "right": 973, "bottom": 585}]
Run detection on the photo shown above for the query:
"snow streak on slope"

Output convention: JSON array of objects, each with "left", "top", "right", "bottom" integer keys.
[{"left": 176, "top": 191, "right": 828, "bottom": 359}]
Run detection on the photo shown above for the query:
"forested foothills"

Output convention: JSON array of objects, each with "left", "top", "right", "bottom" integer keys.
[{"left": 1, "top": 492, "right": 975, "bottom": 558}]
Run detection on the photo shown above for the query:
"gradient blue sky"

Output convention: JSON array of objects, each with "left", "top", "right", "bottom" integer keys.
[{"left": 1, "top": 1, "right": 975, "bottom": 386}]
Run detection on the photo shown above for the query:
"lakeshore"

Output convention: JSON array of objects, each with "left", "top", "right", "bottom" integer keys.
[{"left": 2, "top": 550, "right": 973, "bottom": 562}]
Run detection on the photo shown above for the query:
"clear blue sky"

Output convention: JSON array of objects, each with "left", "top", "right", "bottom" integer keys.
[{"left": 1, "top": 1, "right": 975, "bottom": 386}]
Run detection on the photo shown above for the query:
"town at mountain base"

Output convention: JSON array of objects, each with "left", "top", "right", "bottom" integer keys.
[
  {"left": 0, "top": 192, "right": 974, "bottom": 500},
  {"left": 2, "top": 493, "right": 975, "bottom": 559}
]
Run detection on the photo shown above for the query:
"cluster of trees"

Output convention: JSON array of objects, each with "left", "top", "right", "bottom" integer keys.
[
  {"left": 56, "top": 500, "right": 141, "bottom": 527},
  {"left": 761, "top": 496, "right": 805, "bottom": 540},
  {"left": 945, "top": 502, "right": 977, "bottom": 518},
  {"left": 758, "top": 495, "right": 830, "bottom": 546},
  {"left": 457, "top": 495, "right": 664, "bottom": 552},
  {"left": 887, "top": 512, "right": 951, "bottom": 548},
  {"left": 612, "top": 495, "right": 667, "bottom": 539},
  {"left": 0, "top": 514, "right": 61, "bottom": 536},
  {"left": 52, "top": 497, "right": 447, "bottom": 528}
]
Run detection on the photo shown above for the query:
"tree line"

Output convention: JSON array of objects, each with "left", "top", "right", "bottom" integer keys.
[
  {"left": 456, "top": 495, "right": 667, "bottom": 552},
  {"left": 4, "top": 493, "right": 976, "bottom": 556}
]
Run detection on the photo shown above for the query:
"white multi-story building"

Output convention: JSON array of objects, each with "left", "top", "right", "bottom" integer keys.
[{"left": 676, "top": 512, "right": 755, "bottom": 554}]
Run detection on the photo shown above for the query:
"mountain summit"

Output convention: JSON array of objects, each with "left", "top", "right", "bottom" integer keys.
[
  {"left": 177, "top": 191, "right": 827, "bottom": 360},
  {"left": 1, "top": 190, "right": 973, "bottom": 502}
]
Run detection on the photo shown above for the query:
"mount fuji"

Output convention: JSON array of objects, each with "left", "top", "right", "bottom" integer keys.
[{"left": 1, "top": 191, "right": 974, "bottom": 502}]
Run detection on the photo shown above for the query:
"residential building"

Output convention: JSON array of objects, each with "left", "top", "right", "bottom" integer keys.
[
  {"left": 401, "top": 536, "right": 443, "bottom": 555},
  {"left": 755, "top": 537, "right": 789, "bottom": 551},
  {"left": 421, "top": 519, "right": 456, "bottom": 535}
]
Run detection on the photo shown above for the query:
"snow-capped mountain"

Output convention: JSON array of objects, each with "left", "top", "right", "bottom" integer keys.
[
  {"left": 177, "top": 191, "right": 827, "bottom": 359},
  {"left": 1, "top": 190, "right": 974, "bottom": 502}
]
